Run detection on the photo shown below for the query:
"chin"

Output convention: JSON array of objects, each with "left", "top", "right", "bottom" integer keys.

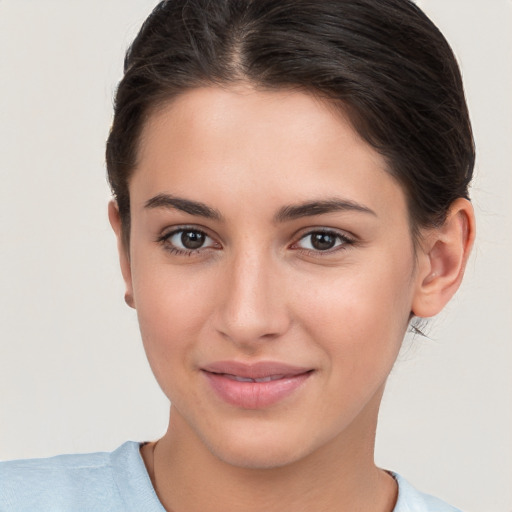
[
  {"left": 195, "top": 419, "right": 323, "bottom": 470},
  {"left": 209, "top": 439, "right": 306, "bottom": 470}
]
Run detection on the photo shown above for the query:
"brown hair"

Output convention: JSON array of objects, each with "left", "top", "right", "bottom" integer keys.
[{"left": 106, "top": 0, "right": 474, "bottom": 246}]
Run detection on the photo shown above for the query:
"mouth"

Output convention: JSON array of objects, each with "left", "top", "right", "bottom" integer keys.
[
  {"left": 201, "top": 361, "right": 314, "bottom": 409},
  {"left": 220, "top": 373, "right": 289, "bottom": 383}
]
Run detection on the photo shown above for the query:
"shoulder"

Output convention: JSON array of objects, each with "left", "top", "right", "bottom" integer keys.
[
  {"left": 392, "top": 473, "right": 463, "bottom": 512},
  {"left": 0, "top": 441, "right": 157, "bottom": 512}
]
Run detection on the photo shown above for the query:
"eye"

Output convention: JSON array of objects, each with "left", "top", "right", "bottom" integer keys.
[
  {"left": 294, "top": 230, "right": 354, "bottom": 253},
  {"left": 158, "top": 227, "right": 219, "bottom": 255},
  {"left": 171, "top": 230, "right": 207, "bottom": 250}
]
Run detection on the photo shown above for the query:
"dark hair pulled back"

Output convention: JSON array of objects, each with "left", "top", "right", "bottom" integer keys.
[{"left": 106, "top": 0, "right": 474, "bottom": 244}]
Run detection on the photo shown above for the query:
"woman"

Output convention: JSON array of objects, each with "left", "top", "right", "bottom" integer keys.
[{"left": 0, "top": 1, "right": 476, "bottom": 510}]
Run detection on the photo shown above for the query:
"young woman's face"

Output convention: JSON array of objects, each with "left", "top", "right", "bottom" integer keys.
[{"left": 121, "top": 86, "right": 423, "bottom": 469}]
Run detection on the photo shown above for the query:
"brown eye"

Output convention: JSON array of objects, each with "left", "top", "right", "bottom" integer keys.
[
  {"left": 180, "top": 230, "right": 205, "bottom": 249},
  {"left": 162, "top": 228, "right": 218, "bottom": 253},
  {"left": 310, "top": 232, "right": 337, "bottom": 250},
  {"left": 295, "top": 230, "right": 353, "bottom": 253}
]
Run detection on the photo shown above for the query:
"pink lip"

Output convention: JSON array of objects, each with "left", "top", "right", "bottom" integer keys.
[{"left": 201, "top": 361, "right": 313, "bottom": 409}]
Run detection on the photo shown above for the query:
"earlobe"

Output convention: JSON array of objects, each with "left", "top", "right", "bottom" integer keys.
[
  {"left": 108, "top": 200, "right": 135, "bottom": 309},
  {"left": 412, "top": 198, "right": 475, "bottom": 318}
]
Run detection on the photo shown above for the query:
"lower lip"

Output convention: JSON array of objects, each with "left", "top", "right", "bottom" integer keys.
[{"left": 202, "top": 371, "right": 312, "bottom": 409}]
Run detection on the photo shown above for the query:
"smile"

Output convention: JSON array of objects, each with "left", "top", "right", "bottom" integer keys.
[
  {"left": 201, "top": 361, "right": 314, "bottom": 409},
  {"left": 222, "top": 373, "right": 287, "bottom": 383}
]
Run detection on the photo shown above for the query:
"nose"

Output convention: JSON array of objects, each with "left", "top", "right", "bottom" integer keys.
[{"left": 213, "top": 248, "right": 292, "bottom": 348}]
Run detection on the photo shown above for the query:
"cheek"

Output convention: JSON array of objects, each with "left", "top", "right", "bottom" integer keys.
[
  {"left": 131, "top": 263, "right": 216, "bottom": 385},
  {"left": 293, "top": 258, "right": 414, "bottom": 369}
]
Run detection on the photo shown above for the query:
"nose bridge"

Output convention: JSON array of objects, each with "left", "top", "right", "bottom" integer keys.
[{"left": 215, "top": 243, "right": 289, "bottom": 345}]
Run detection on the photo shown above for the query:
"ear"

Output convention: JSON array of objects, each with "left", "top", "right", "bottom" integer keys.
[
  {"left": 108, "top": 200, "right": 135, "bottom": 309},
  {"left": 412, "top": 198, "right": 475, "bottom": 318}
]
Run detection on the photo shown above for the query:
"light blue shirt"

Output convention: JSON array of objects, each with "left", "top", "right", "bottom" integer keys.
[{"left": 0, "top": 441, "right": 461, "bottom": 511}]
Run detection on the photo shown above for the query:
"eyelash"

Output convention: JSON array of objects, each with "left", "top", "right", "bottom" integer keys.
[
  {"left": 156, "top": 227, "right": 216, "bottom": 257},
  {"left": 156, "top": 227, "right": 356, "bottom": 257},
  {"left": 292, "top": 229, "right": 356, "bottom": 256}
]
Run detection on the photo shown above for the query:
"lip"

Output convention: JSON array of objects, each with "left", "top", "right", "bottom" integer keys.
[{"left": 201, "top": 360, "right": 314, "bottom": 409}]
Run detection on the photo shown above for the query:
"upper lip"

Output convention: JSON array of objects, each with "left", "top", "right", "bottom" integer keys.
[{"left": 201, "top": 360, "right": 313, "bottom": 379}]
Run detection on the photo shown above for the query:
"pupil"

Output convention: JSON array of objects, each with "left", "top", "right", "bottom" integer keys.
[
  {"left": 181, "top": 231, "right": 205, "bottom": 249},
  {"left": 311, "top": 233, "right": 336, "bottom": 251}
]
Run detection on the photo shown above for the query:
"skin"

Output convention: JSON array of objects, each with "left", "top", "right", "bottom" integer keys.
[{"left": 109, "top": 85, "right": 475, "bottom": 512}]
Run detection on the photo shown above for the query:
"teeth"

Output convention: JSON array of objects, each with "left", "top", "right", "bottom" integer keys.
[
  {"left": 230, "top": 375, "right": 254, "bottom": 382},
  {"left": 254, "top": 375, "right": 285, "bottom": 382},
  {"left": 223, "top": 374, "right": 285, "bottom": 383}
]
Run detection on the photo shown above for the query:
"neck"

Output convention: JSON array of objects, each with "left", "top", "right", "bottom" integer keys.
[{"left": 143, "top": 394, "right": 396, "bottom": 512}]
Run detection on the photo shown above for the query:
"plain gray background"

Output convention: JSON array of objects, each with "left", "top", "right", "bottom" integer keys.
[{"left": 0, "top": 1, "right": 510, "bottom": 511}]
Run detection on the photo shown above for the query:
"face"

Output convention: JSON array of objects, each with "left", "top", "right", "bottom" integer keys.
[{"left": 118, "top": 85, "right": 424, "bottom": 469}]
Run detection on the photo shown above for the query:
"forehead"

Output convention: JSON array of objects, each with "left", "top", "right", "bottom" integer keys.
[
  {"left": 138, "top": 85, "right": 375, "bottom": 164},
  {"left": 132, "top": 85, "right": 407, "bottom": 222}
]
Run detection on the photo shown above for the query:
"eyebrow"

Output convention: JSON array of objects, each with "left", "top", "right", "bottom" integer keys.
[
  {"left": 144, "top": 194, "right": 222, "bottom": 221},
  {"left": 274, "top": 198, "right": 377, "bottom": 223},
  {"left": 144, "top": 193, "right": 376, "bottom": 222}
]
